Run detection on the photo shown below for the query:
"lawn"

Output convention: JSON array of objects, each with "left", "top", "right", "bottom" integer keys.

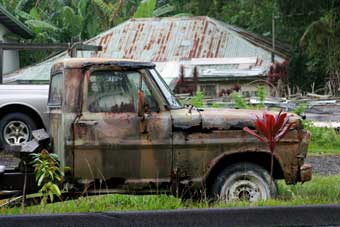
[
  {"left": 304, "top": 121, "right": 340, "bottom": 155},
  {"left": 2, "top": 175, "right": 340, "bottom": 215},
  {"left": 308, "top": 143, "right": 340, "bottom": 155}
]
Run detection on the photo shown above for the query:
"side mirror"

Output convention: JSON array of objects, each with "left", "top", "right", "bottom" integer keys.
[{"left": 138, "top": 90, "right": 145, "bottom": 117}]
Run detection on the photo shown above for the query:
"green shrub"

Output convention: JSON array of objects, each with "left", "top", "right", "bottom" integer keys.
[
  {"left": 231, "top": 92, "right": 249, "bottom": 109},
  {"left": 256, "top": 85, "right": 266, "bottom": 109},
  {"left": 31, "top": 150, "right": 63, "bottom": 206},
  {"left": 294, "top": 103, "right": 307, "bottom": 115},
  {"left": 190, "top": 91, "right": 204, "bottom": 108}
]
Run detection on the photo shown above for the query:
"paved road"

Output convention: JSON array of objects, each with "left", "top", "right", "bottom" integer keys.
[{"left": 1, "top": 205, "right": 340, "bottom": 227}]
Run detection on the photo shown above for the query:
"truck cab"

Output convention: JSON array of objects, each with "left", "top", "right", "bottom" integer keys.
[{"left": 45, "top": 58, "right": 312, "bottom": 202}]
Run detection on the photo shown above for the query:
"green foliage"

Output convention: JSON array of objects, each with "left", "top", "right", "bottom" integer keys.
[
  {"left": 133, "top": 0, "right": 157, "bottom": 18},
  {"left": 92, "top": 0, "right": 113, "bottom": 20},
  {"left": 30, "top": 150, "right": 63, "bottom": 206},
  {"left": 153, "top": 3, "right": 175, "bottom": 16},
  {"left": 221, "top": 0, "right": 273, "bottom": 37},
  {"left": 256, "top": 85, "right": 266, "bottom": 109},
  {"left": 303, "top": 121, "right": 340, "bottom": 154},
  {"left": 0, "top": 0, "right": 339, "bottom": 92},
  {"left": 231, "top": 92, "right": 249, "bottom": 109},
  {"left": 0, "top": 0, "right": 142, "bottom": 66},
  {"left": 211, "top": 102, "right": 222, "bottom": 108},
  {"left": 25, "top": 20, "right": 60, "bottom": 33},
  {"left": 293, "top": 103, "right": 307, "bottom": 116},
  {"left": 190, "top": 91, "right": 204, "bottom": 108}
]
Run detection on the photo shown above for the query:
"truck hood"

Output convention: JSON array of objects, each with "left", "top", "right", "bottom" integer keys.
[
  {"left": 171, "top": 107, "right": 299, "bottom": 131},
  {"left": 200, "top": 108, "right": 260, "bottom": 130}
]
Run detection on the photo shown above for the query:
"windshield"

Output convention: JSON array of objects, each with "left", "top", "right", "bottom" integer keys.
[{"left": 149, "top": 69, "right": 183, "bottom": 109}]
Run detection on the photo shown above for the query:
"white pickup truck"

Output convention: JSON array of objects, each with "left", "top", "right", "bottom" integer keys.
[{"left": 0, "top": 85, "right": 49, "bottom": 148}]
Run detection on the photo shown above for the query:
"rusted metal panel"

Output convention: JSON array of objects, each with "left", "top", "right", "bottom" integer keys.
[
  {"left": 171, "top": 110, "right": 306, "bottom": 185},
  {"left": 4, "top": 17, "right": 286, "bottom": 84},
  {"left": 85, "top": 17, "right": 285, "bottom": 66},
  {"left": 52, "top": 61, "right": 172, "bottom": 182},
  {"left": 44, "top": 59, "right": 311, "bottom": 195}
]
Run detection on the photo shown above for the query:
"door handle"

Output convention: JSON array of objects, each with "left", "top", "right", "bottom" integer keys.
[{"left": 77, "top": 120, "right": 98, "bottom": 126}]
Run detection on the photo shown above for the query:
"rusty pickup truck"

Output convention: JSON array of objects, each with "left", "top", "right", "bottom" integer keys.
[{"left": 0, "top": 58, "right": 312, "bottom": 202}]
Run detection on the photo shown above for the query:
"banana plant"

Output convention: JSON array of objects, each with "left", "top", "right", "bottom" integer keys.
[
  {"left": 133, "top": 0, "right": 156, "bottom": 18},
  {"left": 243, "top": 110, "right": 293, "bottom": 188}
]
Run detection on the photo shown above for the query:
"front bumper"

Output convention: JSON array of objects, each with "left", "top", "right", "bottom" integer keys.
[{"left": 300, "top": 163, "right": 312, "bottom": 182}]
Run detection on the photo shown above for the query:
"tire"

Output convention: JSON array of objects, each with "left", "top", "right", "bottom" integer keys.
[
  {"left": 0, "top": 113, "right": 37, "bottom": 147},
  {"left": 209, "top": 162, "right": 277, "bottom": 203}
]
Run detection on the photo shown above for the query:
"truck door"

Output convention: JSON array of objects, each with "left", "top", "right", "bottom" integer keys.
[{"left": 73, "top": 68, "right": 172, "bottom": 185}]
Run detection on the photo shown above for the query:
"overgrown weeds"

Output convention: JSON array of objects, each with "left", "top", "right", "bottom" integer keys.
[{"left": 2, "top": 175, "right": 340, "bottom": 215}]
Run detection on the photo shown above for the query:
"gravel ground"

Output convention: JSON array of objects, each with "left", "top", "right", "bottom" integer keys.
[{"left": 306, "top": 155, "right": 340, "bottom": 176}]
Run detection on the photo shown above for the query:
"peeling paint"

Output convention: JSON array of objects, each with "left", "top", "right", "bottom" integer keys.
[{"left": 46, "top": 58, "right": 311, "bottom": 193}]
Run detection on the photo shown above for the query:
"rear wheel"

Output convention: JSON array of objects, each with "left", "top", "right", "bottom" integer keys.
[
  {"left": 0, "top": 113, "right": 37, "bottom": 146},
  {"left": 210, "top": 162, "right": 277, "bottom": 203}
]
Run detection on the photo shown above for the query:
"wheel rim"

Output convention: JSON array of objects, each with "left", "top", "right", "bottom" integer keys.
[
  {"left": 221, "top": 171, "right": 269, "bottom": 202},
  {"left": 3, "top": 120, "right": 30, "bottom": 145}
]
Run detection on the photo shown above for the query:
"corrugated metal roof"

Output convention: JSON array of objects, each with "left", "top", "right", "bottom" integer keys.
[
  {"left": 4, "top": 16, "right": 286, "bottom": 83},
  {"left": 156, "top": 57, "right": 267, "bottom": 89}
]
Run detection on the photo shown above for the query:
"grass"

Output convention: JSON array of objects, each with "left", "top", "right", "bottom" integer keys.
[
  {"left": 2, "top": 175, "right": 340, "bottom": 215},
  {"left": 308, "top": 143, "right": 340, "bottom": 155},
  {"left": 304, "top": 121, "right": 340, "bottom": 155}
]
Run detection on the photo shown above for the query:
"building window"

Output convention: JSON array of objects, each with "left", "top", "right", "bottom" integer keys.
[{"left": 200, "top": 84, "right": 216, "bottom": 97}]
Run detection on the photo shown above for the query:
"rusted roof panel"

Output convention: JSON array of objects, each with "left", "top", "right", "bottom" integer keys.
[
  {"left": 85, "top": 17, "right": 286, "bottom": 63},
  {"left": 4, "top": 16, "right": 286, "bottom": 83}
]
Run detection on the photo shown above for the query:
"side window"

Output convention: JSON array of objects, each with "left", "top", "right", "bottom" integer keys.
[
  {"left": 88, "top": 70, "right": 138, "bottom": 113},
  {"left": 126, "top": 73, "right": 159, "bottom": 113},
  {"left": 141, "top": 80, "right": 159, "bottom": 112},
  {"left": 48, "top": 72, "right": 63, "bottom": 106}
]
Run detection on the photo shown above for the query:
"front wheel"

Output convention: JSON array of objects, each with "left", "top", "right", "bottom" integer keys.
[{"left": 210, "top": 162, "right": 277, "bottom": 203}]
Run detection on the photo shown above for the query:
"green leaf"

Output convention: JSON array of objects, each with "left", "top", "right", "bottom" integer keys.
[
  {"left": 15, "top": 9, "right": 33, "bottom": 21},
  {"left": 49, "top": 191, "right": 54, "bottom": 202},
  {"left": 86, "top": 15, "right": 100, "bottom": 37},
  {"left": 38, "top": 172, "right": 45, "bottom": 186},
  {"left": 29, "top": 7, "right": 41, "bottom": 20},
  {"left": 133, "top": 0, "right": 156, "bottom": 18},
  {"left": 15, "top": 0, "right": 29, "bottom": 11},
  {"left": 93, "top": 0, "right": 113, "bottom": 19},
  {"left": 51, "top": 184, "right": 61, "bottom": 197},
  {"left": 48, "top": 170, "right": 54, "bottom": 180},
  {"left": 78, "top": 0, "right": 89, "bottom": 17},
  {"left": 25, "top": 20, "right": 60, "bottom": 33},
  {"left": 153, "top": 4, "right": 175, "bottom": 17}
]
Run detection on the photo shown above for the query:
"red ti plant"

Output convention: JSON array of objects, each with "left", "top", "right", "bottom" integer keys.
[{"left": 243, "top": 110, "right": 293, "bottom": 189}]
